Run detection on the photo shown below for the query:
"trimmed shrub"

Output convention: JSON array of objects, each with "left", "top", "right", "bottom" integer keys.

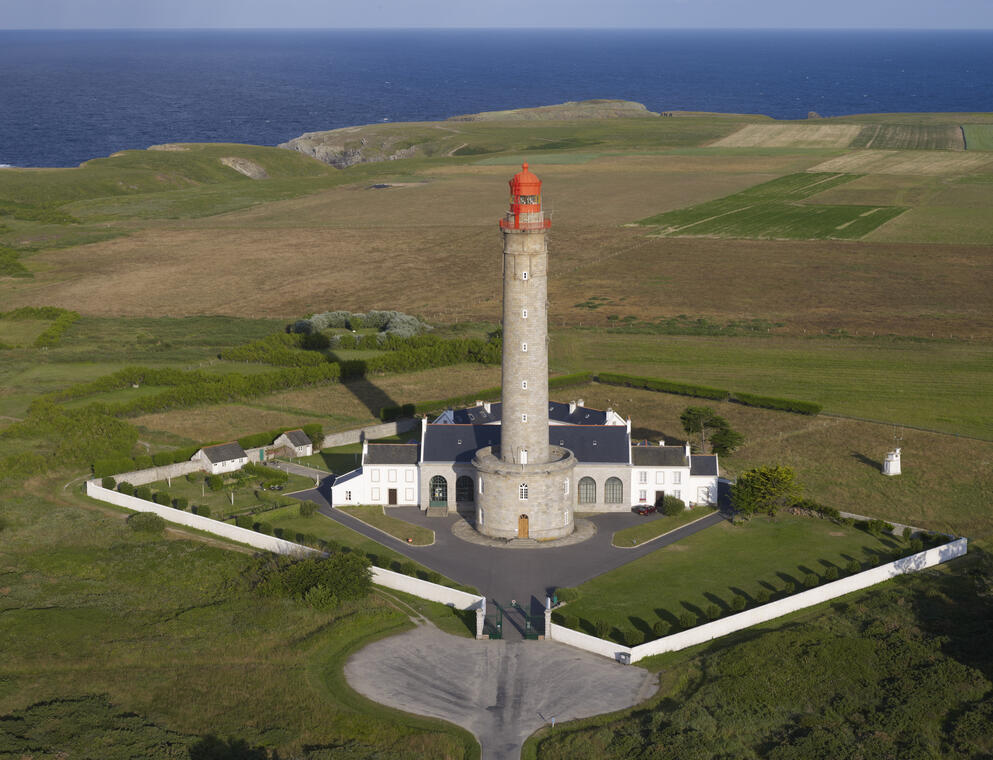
[
  {"left": 862, "top": 518, "right": 893, "bottom": 538},
  {"left": 254, "top": 521, "right": 273, "bottom": 535},
  {"left": 731, "top": 391, "right": 821, "bottom": 415},
  {"left": 847, "top": 559, "right": 862, "bottom": 574},
  {"left": 731, "top": 595, "right": 746, "bottom": 612},
  {"left": 299, "top": 500, "right": 319, "bottom": 517},
  {"left": 194, "top": 505, "right": 211, "bottom": 519},
  {"left": 825, "top": 566, "right": 839, "bottom": 581},
  {"left": 678, "top": 611, "right": 697, "bottom": 630},
  {"left": 594, "top": 618, "right": 610, "bottom": 638},
  {"left": 626, "top": 629, "right": 645, "bottom": 646},
  {"left": 235, "top": 515, "right": 253, "bottom": 529},
  {"left": 153, "top": 492, "right": 171, "bottom": 506},
  {"left": 803, "top": 573, "right": 819, "bottom": 588},
  {"left": 399, "top": 561, "right": 418, "bottom": 577},
  {"left": 101, "top": 476, "right": 116, "bottom": 489},
  {"left": 902, "top": 526, "right": 913, "bottom": 541},
  {"left": 134, "top": 455, "right": 154, "bottom": 470},
  {"left": 661, "top": 494, "right": 685, "bottom": 516},
  {"left": 206, "top": 475, "right": 224, "bottom": 492},
  {"left": 135, "top": 485, "right": 152, "bottom": 501},
  {"left": 754, "top": 588, "right": 770, "bottom": 604},
  {"left": 548, "top": 371, "right": 594, "bottom": 390},
  {"left": 782, "top": 582, "right": 796, "bottom": 596},
  {"left": 653, "top": 620, "right": 671, "bottom": 637},
  {"left": 868, "top": 554, "right": 881, "bottom": 567},
  {"left": 172, "top": 496, "right": 188, "bottom": 510},
  {"left": 117, "top": 481, "right": 135, "bottom": 496},
  {"left": 596, "top": 371, "right": 730, "bottom": 401},
  {"left": 127, "top": 512, "right": 165, "bottom": 533},
  {"left": 910, "top": 538, "right": 924, "bottom": 553},
  {"left": 705, "top": 604, "right": 721, "bottom": 620}
]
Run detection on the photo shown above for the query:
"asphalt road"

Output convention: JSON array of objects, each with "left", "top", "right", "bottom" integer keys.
[{"left": 295, "top": 477, "right": 726, "bottom": 637}]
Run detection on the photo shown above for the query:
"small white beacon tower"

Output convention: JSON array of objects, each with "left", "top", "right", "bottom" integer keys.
[{"left": 883, "top": 447, "right": 902, "bottom": 476}]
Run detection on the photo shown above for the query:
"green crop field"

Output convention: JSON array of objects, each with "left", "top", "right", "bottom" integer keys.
[
  {"left": 637, "top": 172, "right": 907, "bottom": 239},
  {"left": 963, "top": 124, "right": 993, "bottom": 151}
]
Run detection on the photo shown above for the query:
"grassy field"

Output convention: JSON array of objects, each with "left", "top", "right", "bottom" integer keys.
[
  {"left": 610, "top": 506, "right": 716, "bottom": 547},
  {"left": 636, "top": 172, "right": 907, "bottom": 240},
  {"left": 848, "top": 123, "right": 964, "bottom": 150},
  {"left": 571, "top": 382, "right": 993, "bottom": 542},
  {"left": 139, "top": 470, "right": 316, "bottom": 519},
  {"left": 0, "top": 480, "right": 478, "bottom": 759},
  {"left": 963, "top": 124, "right": 993, "bottom": 151},
  {"left": 563, "top": 515, "right": 905, "bottom": 640},
  {"left": 338, "top": 505, "right": 435, "bottom": 546}
]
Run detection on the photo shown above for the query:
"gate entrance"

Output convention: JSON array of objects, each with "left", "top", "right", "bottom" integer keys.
[
  {"left": 511, "top": 600, "right": 543, "bottom": 639},
  {"left": 518, "top": 514, "right": 529, "bottom": 538},
  {"left": 482, "top": 604, "right": 503, "bottom": 639}
]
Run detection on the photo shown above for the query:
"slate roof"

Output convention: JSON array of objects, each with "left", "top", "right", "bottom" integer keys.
[
  {"left": 423, "top": 424, "right": 629, "bottom": 464},
  {"left": 281, "top": 429, "right": 311, "bottom": 447},
  {"left": 332, "top": 468, "right": 362, "bottom": 486},
  {"left": 364, "top": 443, "right": 420, "bottom": 465},
  {"left": 200, "top": 442, "right": 247, "bottom": 464},
  {"left": 631, "top": 445, "right": 688, "bottom": 467},
  {"left": 442, "top": 401, "right": 609, "bottom": 426},
  {"left": 690, "top": 455, "right": 719, "bottom": 476}
]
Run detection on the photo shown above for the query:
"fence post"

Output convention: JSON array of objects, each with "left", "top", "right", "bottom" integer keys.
[
  {"left": 544, "top": 596, "right": 553, "bottom": 640},
  {"left": 476, "top": 597, "right": 486, "bottom": 640}
]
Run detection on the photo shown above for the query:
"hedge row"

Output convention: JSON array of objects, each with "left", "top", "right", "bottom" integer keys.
[
  {"left": 34, "top": 310, "right": 80, "bottom": 348},
  {"left": 48, "top": 337, "right": 500, "bottom": 421},
  {"left": 731, "top": 391, "right": 822, "bottom": 415},
  {"left": 220, "top": 333, "right": 325, "bottom": 366},
  {"left": 379, "top": 371, "right": 595, "bottom": 421},
  {"left": 596, "top": 371, "right": 730, "bottom": 401}
]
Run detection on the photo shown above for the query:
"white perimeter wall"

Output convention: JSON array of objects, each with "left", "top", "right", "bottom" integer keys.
[
  {"left": 550, "top": 538, "right": 968, "bottom": 664},
  {"left": 321, "top": 419, "right": 419, "bottom": 449},
  {"left": 86, "top": 481, "right": 483, "bottom": 611}
]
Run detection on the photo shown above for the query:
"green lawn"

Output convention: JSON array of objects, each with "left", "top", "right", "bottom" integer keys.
[
  {"left": 338, "top": 505, "right": 434, "bottom": 546},
  {"left": 563, "top": 515, "right": 902, "bottom": 641},
  {"left": 636, "top": 172, "right": 906, "bottom": 240},
  {"left": 0, "top": 484, "right": 477, "bottom": 759},
  {"left": 140, "top": 470, "right": 316, "bottom": 519},
  {"left": 551, "top": 331, "right": 993, "bottom": 440},
  {"left": 611, "top": 507, "right": 716, "bottom": 547}
]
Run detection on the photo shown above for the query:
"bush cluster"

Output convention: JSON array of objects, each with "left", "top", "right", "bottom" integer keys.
[
  {"left": 294, "top": 309, "right": 431, "bottom": 338},
  {"left": 252, "top": 552, "right": 372, "bottom": 610},
  {"left": 661, "top": 494, "right": 686, "bottom": 516},
  {"left": 220, "top": 333, "right": 326, "bottom": 366},
  {"left": 0, "top": 306, "right": 80, "bottom": 345},
  {"left": 127, "top": 512, "right": 165, "bottom": 533}
]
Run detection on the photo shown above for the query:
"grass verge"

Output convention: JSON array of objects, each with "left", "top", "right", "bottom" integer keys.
[
  {"left": 338, "top": 505, "right": 435, "bottom": 546},
  {"left": 611, "top": 507, "right": 716, "bottom": 547}
]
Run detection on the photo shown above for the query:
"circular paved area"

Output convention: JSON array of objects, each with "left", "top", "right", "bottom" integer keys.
[
  {"left": 345, "top": 623, "right": 657, "bottom": 760},
  {"left": 452, "top": 517, "right": 597, "bottom": 548}
]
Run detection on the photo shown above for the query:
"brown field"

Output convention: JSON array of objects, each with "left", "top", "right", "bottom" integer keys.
[
  {"left": 574, "top": 383, "right": 993, "bottom": 541},
  {"left": 132, "top": 404, "right": 333, "bottom": 444},
  {"left": 866, "top": 206, "right": 993, "bottom": 245},
  {"left": 807, "top": 150, "right": 993, "bottom": 175},
  {"left": 849, "top": 124, "right": 964, "bottom": 151},
  {"left": 711, "top": 124, "right": 862, "bottom": 148}
]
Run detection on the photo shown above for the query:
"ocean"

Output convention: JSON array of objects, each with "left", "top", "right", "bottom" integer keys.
[{"left": 1, "top": 28, "right": 991, "bottom": 168}]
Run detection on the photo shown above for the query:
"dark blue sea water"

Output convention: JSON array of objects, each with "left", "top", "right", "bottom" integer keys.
[{"left": 1, "top": 29, "right": 991, "bottom": 168}]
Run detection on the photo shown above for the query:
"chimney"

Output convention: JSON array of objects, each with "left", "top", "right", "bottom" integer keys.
[
  {"left": 569, "top": 400, "right": 577, "bottom": 414},
  {"left": 684, "top": 441, "right": 691, "bottom": 458},
  {"left": 577, "top": 398, "right": 584, "bottom": 407},
  {"left": 483, "top": 401, "right": 491, "bottom": 413}
]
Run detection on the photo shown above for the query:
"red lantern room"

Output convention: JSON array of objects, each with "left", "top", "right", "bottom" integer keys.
[{"left": 500, "top": 162, "right": 552, "bottom": 230}]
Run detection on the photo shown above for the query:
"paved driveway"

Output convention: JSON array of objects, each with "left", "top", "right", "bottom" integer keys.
[
  {"left": 346, "top": 623, "right": 657, "bottom": 760},
  {"left": 296, "top": 477, "right": 726, "bottom": 637}
]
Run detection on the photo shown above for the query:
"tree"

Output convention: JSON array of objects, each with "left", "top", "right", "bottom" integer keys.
[
  {"left": 709, "top": 427, "right": 744, "bottom": 456},
  {"left": 731, "top": 465, "right": 802, "bottom": 516},
  {"left": 680, "top": 406, "right": 744, "bottom": 455}
]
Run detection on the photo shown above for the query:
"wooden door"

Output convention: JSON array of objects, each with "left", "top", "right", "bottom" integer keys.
[
  {"left": 388, "top": 488, "right": 397, "bottom": 506},
  {"left": 655, "top": 491, "right": 665, "bottom": 507},
  {"left": 518, "top": 514, "right": 529, "bottom": 538}
]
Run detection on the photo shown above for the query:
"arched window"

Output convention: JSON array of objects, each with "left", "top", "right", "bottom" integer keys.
[
  {"left": 605, "top": 477, "right": 623, "bottom": 504},
  {"left": 578, "top": 477, "right": 596, "bottom": 504},
  {"left": 456, "top": 475, "right": 474, "bottom": 503},
  {"left": 519, "top": 482, "right": 529, "bottom": 500},
  {"left": 429, "top": 475, "right": 448, "bottom": 506}
]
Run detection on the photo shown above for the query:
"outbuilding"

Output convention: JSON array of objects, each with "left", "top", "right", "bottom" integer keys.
[{"left": 192, "top": 442, "right": 249, "bottom": 475}]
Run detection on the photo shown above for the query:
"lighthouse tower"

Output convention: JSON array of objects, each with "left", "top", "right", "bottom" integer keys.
[{"left": 473, "top": 164, "right": 577, "bottom": 540}]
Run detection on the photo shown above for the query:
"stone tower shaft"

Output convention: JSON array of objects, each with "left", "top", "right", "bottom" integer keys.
[{"left": 499, "top": 163, "right": 551, "bottom": 465}]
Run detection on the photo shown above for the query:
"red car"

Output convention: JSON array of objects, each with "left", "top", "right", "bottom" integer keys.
[{"left": 635, "top": 505, "right": 657, "bottom": 516}]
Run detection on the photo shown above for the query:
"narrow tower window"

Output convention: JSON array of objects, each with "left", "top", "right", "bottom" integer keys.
[
  {"left": 521, "top": 380, "right": 528, "bottom": 390},
  {"left": 522, "top": 308, "right": 528, "bottom": 319},
  {"left": 520, "top": 449, "right": 528, "bottom": 465},
  {"left": 521, "top": 342, "right": 527, "bottom": 352},
  {"left": 521, "top": 414, "right": 527, "bottom": 423},
  {"left": 522, "top": 271, "right": 528, "bottom": 280},
  {"left": 519, "top": 483, "right": 529, "bottom": 500}
]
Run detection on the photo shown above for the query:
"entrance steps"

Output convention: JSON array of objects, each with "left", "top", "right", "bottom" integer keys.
[
  {"left": 510, "top": 538, "right": 538, "bottom": 547},
  {"left": 425, "top": 505, "right": 449, "bottom": 518}
]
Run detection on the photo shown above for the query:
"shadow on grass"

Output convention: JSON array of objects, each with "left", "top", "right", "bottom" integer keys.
[{"left": 850, "top": 450, "right": 883, "bottom": 470}]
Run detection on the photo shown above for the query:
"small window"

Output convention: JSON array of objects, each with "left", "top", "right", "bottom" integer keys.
[
  {"left": 674, "top": 489, "right": 681, "bottom": 500},
  {"left": 520, "top": 449, "right": 528, "bottom": 465},
  {"left": 522, "top": 413, "right": 528, "bottom": 423},
  {"left": 345, "top": 491, "right": 352, "bottom": 501},
  {"left": 673, "top": 472, "right": 682, "bottom": 485},
  {"left": 656, "top": 472, "right": 664, "bottom": 484},
  {"left": 639, "top": 490, "right": 647, "bottom": 502},
  {"left": 522, "top": 342, "right": 528, "bottom": 352},
  {"left": 522, "top": 380, "right": 528, "bottom": 390},
  {"left": 639, "top": 471, "right": 648, "bottom": 484},
  {"left": 371, "top": 470, "right": 380, "bottom": 482},
  {"left": 479, "top": 476, "right": 484, "bottom": 494},
  {"left": 564, "top": 478, "right": 570, "bottom": 495},
  {"left": 522, "top": 308, "right": 528, "bottom": 319},
  {"left": 522, "top": 271, "right": 528, "bottom": 280},
  {"left": 519, "top": 482, "right": 529, "bottom": 500}
]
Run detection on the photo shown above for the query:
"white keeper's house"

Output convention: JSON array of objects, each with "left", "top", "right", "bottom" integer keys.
[{"left": 329, "top": 398, "right": 718, "bottom": 515}]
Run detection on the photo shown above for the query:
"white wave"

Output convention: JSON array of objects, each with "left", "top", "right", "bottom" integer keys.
[{"left": 0, "top": 163, "right": 13, "bottom": 169}]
